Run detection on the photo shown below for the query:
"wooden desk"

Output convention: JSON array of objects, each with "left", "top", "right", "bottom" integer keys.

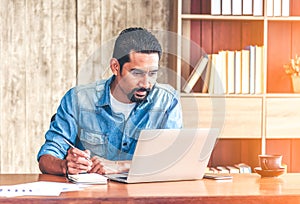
[{"left": 1, "top": 173, "right": 300, "bottom": 204}]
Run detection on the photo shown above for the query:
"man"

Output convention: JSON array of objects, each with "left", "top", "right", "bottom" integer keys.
[{"left": 37, "top": 27, "right": 183, "bottom": 176}]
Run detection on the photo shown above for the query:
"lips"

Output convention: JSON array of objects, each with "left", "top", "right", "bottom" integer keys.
[{"left": 135, "top": 90, "right": 147, "bottom": 98}]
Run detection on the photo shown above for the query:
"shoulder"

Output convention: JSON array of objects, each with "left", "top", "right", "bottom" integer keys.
[
  {"left": 150, "top": 83, "right": 180, "bottom": 100},
  {"left": 70, "top": 79, "right": 107, "bottom": 97},
  {"left": 61, "top": 79, "right": 108, "bottom": 106}
]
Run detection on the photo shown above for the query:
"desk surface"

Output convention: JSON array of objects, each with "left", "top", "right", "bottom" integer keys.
[{"left": 1, "top": 173, "right": 300, "bottom": 204}]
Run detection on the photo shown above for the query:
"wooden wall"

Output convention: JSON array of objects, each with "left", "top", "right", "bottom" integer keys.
[{"left": 0, "top": 0, "right": 174, "bottom": 173}]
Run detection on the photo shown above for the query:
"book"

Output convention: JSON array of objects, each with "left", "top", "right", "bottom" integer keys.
[
  {"left": 234, "top": 50, "right": 242, "bottom": 94},
  {"left": 214, "top": 51, "right": 226, "bottom": 94},
  {"left": 182, "top": 55, "right": 209, "bottom": 93},
  {"left": 208, "top": 54, "right": 218, "bottom": 94},
  {"left": 226, "top": 166, "right": 240, "bottom": 173},
  {"left": 253, "top": 0, "right": 263, "bottom": 16},
  {"left": 255, "top": 45, "right": 264, "bottom": 94},
  {"left": 216, "top": 166, "right": 230, "bottom": 173},
  {"left": 247, "top": 45, "right": 256, "bottom": 94},
  {"left": 203, "top": 173, "right": 232, "bottom": 180},
  {"left": 241, "top": 49, "right": 250, "bottom": 94},
  {"left": 242, "top": 0, "right": 253, "bottom": 15},
  {"left": 234, "top": 163, "right": 252, "bottom": 173},
  {"left": 221, "top": 0, "right": 231, "bottom": 15},
  {"left": 202, "top": 54, "right": 212, "bottom": 93},
  {"left": 211, "top": 0, "right": 221, "bottom": 15},
  {"left": 209, "top": 167, "right": 219, "bottom": 173},
  {"left": 273, "top": 0, "right": 282, "bottom": 16},
  {"left": 67, "top": 173, "right": 108, "bottom": 184},
  {"left": 266, "top": 0, "right": 274, "bottom": 16},
  {"left": 227, "top": 50, "right": 235, "bottom": 94},
  {"left": 281, "top": 0, "right": 290, "bottom": 16},
  {"left": 205, "top": 167, "right": 215, "bottom": 173},
  {"left": 232, "top": 0, "right": 242, "bottom": 15}
]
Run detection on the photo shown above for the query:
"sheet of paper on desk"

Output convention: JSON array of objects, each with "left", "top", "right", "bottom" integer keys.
[
  {"left": 0, "top": 181, "right": 87, "bottom": 197},
  {"left": 68, "top": 173, "right": 108, "bottom": 184}
]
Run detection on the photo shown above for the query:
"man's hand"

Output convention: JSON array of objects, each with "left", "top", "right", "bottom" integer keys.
[
  {"left": 88, "top": 156, "right": 131, "bottom": 175},
  {"left": 65, "top": 147, "right": 92, "bottom": 174}
]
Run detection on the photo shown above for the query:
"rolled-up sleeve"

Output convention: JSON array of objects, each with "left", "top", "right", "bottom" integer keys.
[{"left": 37, "top": 88, "right": 79, "bottom": 161}]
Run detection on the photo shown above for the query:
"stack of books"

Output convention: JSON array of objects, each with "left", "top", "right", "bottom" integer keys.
[
  {"left": 182, "top": 45, "right": 264, "bottom": 95},
  {"left": 206, "top": 163, "right": 252, "bottom": 174},
  {"left": 211, "top": 0, "right": 290, "bottom": 17},
  {"left": 211, "top": 0, "right": 264, "bottom": 16},
  {"left": 67, "top": 173, "right": 108, "bottom": 184}
]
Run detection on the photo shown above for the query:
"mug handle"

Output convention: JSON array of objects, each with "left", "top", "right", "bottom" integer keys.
[{"left": 262, "top": 159, "right": 269, "bottom": 170}]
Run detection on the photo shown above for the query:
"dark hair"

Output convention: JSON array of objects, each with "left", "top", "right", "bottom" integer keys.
[{"left": 112, "top": 27, "right": 162, "bottom": 73}]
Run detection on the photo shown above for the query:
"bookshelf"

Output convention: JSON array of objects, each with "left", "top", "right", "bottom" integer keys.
[{"left": 176, "top": 0, "right": 300, "bottom": 172}]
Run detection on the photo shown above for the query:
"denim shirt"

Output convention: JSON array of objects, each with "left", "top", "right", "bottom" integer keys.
[{"left": 37, "top": 76, "right": 183, "bottom": 161}]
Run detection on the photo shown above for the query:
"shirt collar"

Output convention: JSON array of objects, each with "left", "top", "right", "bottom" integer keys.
[
  {"left": 96, "top": 75, "right": 114, "bottom": 107},
  {"left": 96, "top": 75, "right": 155, "bottom": 107}
]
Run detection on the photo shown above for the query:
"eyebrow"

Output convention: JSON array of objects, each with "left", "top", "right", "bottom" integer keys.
[{"left": 129, "top": 67, "right": 159, "bottom": 72}]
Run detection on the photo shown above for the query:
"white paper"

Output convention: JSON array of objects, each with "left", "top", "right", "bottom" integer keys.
[{"left": 0, "top": 181, "right": 88, "bottom": 197}]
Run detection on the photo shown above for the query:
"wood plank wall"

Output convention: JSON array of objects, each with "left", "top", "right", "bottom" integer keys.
[{"left": 0, "top": 0, "right": 174, "bottom": 173}]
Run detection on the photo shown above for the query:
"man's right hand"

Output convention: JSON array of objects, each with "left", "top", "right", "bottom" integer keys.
[{"left": 65, "top": 147, "right": 92, "bottom": 175}]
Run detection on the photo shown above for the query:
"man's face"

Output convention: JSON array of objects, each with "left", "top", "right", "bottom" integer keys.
[{"left": 112, "top": 52, "right": 159, "bottom": 103}]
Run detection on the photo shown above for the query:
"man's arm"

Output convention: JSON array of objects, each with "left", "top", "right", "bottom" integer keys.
[
  {"left": 39, "top": 154, "right": 67, "bottom": 176},
  {"left": 39, "top": 147, "right": 93, "bottom": 175}
]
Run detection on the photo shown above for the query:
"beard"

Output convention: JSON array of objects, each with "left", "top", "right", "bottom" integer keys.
[{"left": 128, "top": 87, "right": 150, "bottom": 103}]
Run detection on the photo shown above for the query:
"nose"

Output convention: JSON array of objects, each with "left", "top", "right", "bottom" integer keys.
[{"left": 138, "top": 74, "right": 152, "bottom": 88}]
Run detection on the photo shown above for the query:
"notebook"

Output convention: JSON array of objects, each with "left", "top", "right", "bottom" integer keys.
[{"left": 106, "top": 128, "right": 219, "bottom": 183}]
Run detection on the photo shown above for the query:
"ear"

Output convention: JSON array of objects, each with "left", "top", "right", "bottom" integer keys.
[{"left": 110, "top": 58, "right": 120, "bottom": 76}]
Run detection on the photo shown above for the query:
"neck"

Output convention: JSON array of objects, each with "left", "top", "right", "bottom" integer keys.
[{"left": 110, "top": 80, "right": 131, "bottom": 104}]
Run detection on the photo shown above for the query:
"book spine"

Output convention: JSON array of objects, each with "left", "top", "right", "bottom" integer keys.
[
  {"left": 242, "top": 0, "right": 253, "bottom": 15},
  {"left": 248, "top": 45, "right": 256, "bottom": 94},
  {"left": 255, "top": 45, "right": 264, "bottom": 94},
  {"left": 281, "top": 0, "right": 290, "bottom": 16},
  {"left": 202, "top": 54, "right": 212, "bottom": 93},
  {"left": 232, "top": 0, "right": 242, "bottom": 15},
  {"left": 221, "top": 0, "right": 232, "bottom": 15},
  {"left": 234, "top": 50, "right": 242, "bottom": 94},
  {"left": 182, "top": 55, "right": 209, "bottom": 93},
  {"left": 211, "top": 0, "right": 221, "bottom": 15},
  {"left": 213, "top": 53, "right": 224, "bottom": 94},
  {"left": 273, "top": 0, "right": 282, "bottom": 16},
  {"left": 241, "top": 49, "right": 250, "bottom": 94},
  {"left": 227, "top": 50, "right": 235, "bottom": 94},
  {"left": 253, "top": 0, "right": 263, "bottom": 16},
  {"left": 266, "top": 0, "right": 274, "bottom": 16},
  {"left": 209, "top": 54, "right": 217, "bottom": 94}
]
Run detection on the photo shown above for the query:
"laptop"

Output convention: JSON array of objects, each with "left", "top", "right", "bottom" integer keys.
[{"left": 106, "top": 128, "right": 219, "bottom": 183}]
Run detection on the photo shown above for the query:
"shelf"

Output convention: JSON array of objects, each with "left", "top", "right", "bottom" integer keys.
[
  {"left": 180, "top": 93, "right": 300, "bottom": 98},
  {"left": 181, "top": 14, "right": 300, "bottom": 21},
  {"left": 181, "top": 14, "right": 264, "bottom": 20},
  {"left": 177, "top": 0, "right": 300, "bottom": 172},
  {"left": 181, "top": 97, "right": 262, "bottom": 139},
  {"left": 267, "top": 16, "right": 300, "bottom": 21},
  {"left": 180, "top": 93, "right": 265, "bottom": 98}
]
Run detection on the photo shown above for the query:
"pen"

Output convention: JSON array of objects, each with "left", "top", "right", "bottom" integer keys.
[
  {"left": 63, "top": 138, "right": 76, "bottom": 149},
  {"left": 63, "top": 138, "right": 118, "bottom": 172},
  {"left": 63, "top": 138, "right": 91, "bottom": 160}
]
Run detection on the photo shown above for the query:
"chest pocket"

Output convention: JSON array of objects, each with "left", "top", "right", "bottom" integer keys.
[{"left": 79, "top": 129, "right": 107, "bottom": 157}]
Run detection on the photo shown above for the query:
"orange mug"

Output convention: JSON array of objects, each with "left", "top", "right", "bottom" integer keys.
[{"left": 259, "top": 154, "right": 282, "bottom": 170}]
